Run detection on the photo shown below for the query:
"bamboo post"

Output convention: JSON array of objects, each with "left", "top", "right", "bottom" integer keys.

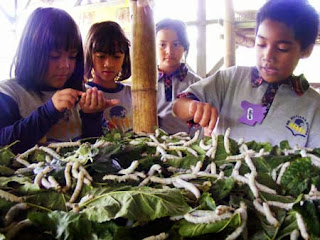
[
  {"left": 224, "top": 0, "right": 236, "bottom": 67},
  {"left": 130, "top": 0, "right": 158, "bottom": 134}
]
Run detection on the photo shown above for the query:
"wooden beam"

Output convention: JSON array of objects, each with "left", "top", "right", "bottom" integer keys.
[{"left": 224, "top": 0, "right": 236, "bottom": 67}]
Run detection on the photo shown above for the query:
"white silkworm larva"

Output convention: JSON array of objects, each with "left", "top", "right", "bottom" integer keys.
[
  {"left": 118, "top": 160, "right": 139, "bottom": 175},
  {"left": 71, "top": 161, "right": 80, "bottom": 179},
  {"left": 290, "top": 229, "right": 300, "bottom": 240},
  {"left": 224, "top": 128, "right": 231, "bottom": 154},
  {"left": 184, "top": 211, "right": 232, "bottom": 224},
  {"left": 296, "top": 212, "right": 309, "bottom": 240},
  {"left": 225, "top": 202, "right": 247, "bottom": 240},
  {"left": 156, "top": 145, "right": 167, "bottom": 157},
  {"left": 78, "top": 194, "right": 94, "bottom": 205},
  {"left": 226, "top": 153, "right": 245, "bottom": 161},
  {"left": 267, "top": 201, "right": 294, "bottom": 210},
  {"left": 246, "top": 173, "right": 259, "bottom": 198},
  {"left": 15, "top": 157, "right": 31, "bottom": 167},
  {"left": 168, "top": 146, "right": 198, "bottom": 157},
  {"left": 253, "top": 199, "right": 265, "bottom": 215},
  {"left": 191, "top": 161, "right": 203, "bottom": 174},
  {"left": 34, "top": 166, "right": 52, "bottom": 187},
  {"left": 142, "top": 232, "right": 168, "bottom": 240},
  {"left": 149, "top": 176, "right": 173, "bottom": 185},
  {"left": 234, "top": 160, "right": 242, "bottom": 171},
  {"left": 17, "top": 145, "right": 38, "bottom": 159},
  {"left": 271, "top": 163, "right": 283, "bottom": 181},
  {"left": 183, "top": 130, "right": 199, "bottom": 147},
  {"left": 210, "top": 162, "right": 217, "bottom": 174},
  {"left": 244, "top": 154, "right": 257, "bottom": 176},
  {"left": 41, "top": 178, "right": 52, "bottom": 189},
  {"left": 0, "top": 189, "right": 23, "bottom": 203},
  {"left": 78, "top": 165, "right": 93, "bottom": 182},
  {"left": 102, "top": 174, "right": 140, "bottom": 182},
  {"left": 69, "top": 170, "right": 84, "bottom": 203},
  {"left": 39, "top": 146, "right": 61, "bottom": 160},
  {"left": 48, "top": 141, "right": 81, "bottom": 148},
  {"left": 64, "top": 162, "right": 73, "bottom": 189},
  {"left": 167, "top": 140, "right": 186, "bottom": 146},
  {"left": 276, "top": 162, "right": 291, "bottom": 185},
  {"left": 199, "top": 139, "right": 211, "bottom": 150},
  {"left": 147, "top": 164, "right": 162, "bottom": 176},
  {"left": 263, "top": 202, "right": 279, "bottom": 226},
  {"left": 5, "top": 203, "right": 28, "bottom": 225},
  {"left": 149, "top": 134, "right": 160, "bottom": 145},
  {"left": 172, "top": 177, "right": 200, "bottom": 199},
  {"left": 307, "top": 153, "right": 320, "bottom": 167},
  {"left": 47, "top": 176, "right": 61, "bottom": 190}
]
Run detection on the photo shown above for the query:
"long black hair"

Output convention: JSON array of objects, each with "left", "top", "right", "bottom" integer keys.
[{"left": 11, "top": 7, "right": 84, "bottom": 91}]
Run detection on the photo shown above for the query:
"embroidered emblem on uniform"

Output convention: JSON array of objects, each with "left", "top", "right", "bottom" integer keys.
[
  {"left": 286, "top": 115, "right": 309, "bottom": 137},
  {"left": 239, "top": 101, "right": 267, "bottom": 126}
]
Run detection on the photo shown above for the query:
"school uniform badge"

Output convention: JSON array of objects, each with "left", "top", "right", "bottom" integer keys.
[
  {"left": 239, "top": 101, "right": 267, "bottom": 126},
  {"left": 286, "top": 115, "right": 309, "bottom": 137}
]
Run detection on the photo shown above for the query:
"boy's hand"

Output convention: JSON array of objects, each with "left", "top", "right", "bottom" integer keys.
[
  {"left": 52, "top": 88, "right": 82, "bottom": 112},
  {"left": 189, "top": 100, "right": 218, "bottom": 136},
  {"left": 79, "top": 87, "right": 120, "bottom": 113}
]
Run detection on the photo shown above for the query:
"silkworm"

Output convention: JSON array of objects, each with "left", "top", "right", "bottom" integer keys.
[
  {"left": 161, "top": 154, "right": 181, "bottom": 161},
  {"left": 0, "top": 189, "right": 22, "bottom": 203},
  {"left": 226, "top": 153, "right": 245, "bottom": 161},
  {"left": 15, "top": 157, "right": 31, "bottom": 167},
  {"left": 191, "top": 161, "right": 203, "bottom": 174},
  {"left": 211, "top": 162, "right": 217, "bottom": 174},
  {"left": 246, "top": 173, "right": 259, "bottom": 198},
  {"left": 184, "top": 210, "right": 232, "bottom": 224},
  {"left": 300, "top": 149, "right": 307, "bottom": 157},
  {"left": 41, "top": 178, "right": 52, "bottom": 189},
  {"left": 253, "top": 199, "right": 265, "bottom": 215},
  {"left": 102, "top": 174, "right": 140, "bottom": 182},
  {"left": 225, "top": 202, "right": 247, "bottom": 240},
  {"left": 224, "top": 128, "right": 231, "bottom": 154},
  {"left": 307, "top": 153, "right": 320, "bottom": 167},
  {"left": 172, "top": 177, "right": 200, "bottom": 199},
  {"left": 149, "top": 134, "right": 160, "bottom": 145},
  {"left": 244, "top": 154, "right": 257, "bottom": 176},
  {"left": 34, "top": 166, "right": 52, "bottom": 187},
  {"left": 64, "top": 162, "right": 73, "bottom": 190},
  {"left": 48, "top": 141, "right": 81, "bottom": 148},
  {"left": 78, "top": 194, "right": 94, "bottom": 205},
  {"left": 48, "top": 176, "right": 61, "bottom": 191},
  {"left": 79, "top": 165, "right": 93, "bottom": 182},
  {"left": 296, "top": 212, "right": 309, "bottom": 240},
  {"left": 167, "top": 140, "right": 186, "bottom": 146},
  {"left": 71, "top": 161, "right": 80, "bottom": 179},
  {"left": 156, "top": 145, "right": 167, "bottom": 157},
  {"left": 199, "top": 139, "right": 211, "bottom": 150},
  {"left": 142, "top": 232, "right": 168, "bottom": 240},
  {"left": 39, "top": 146, "right": 61, "bottom": 160},
  {"left": 234, "top": 160, "right": 242, "bottom": 171},
  {"left": 146, "top": 142, "right": 158, "bottom": 147},
  {"left": 271, "top": 163, "right": 283, "bottom": 181},
  {"left": 267, "top": 201, "right": 294, "bottom": 210},
  {"left": 147, "top": 164, "right": 162, "bottom": 176},
  {"left": 276, "top": 162, "right": 290, "bottom": 185},
  {"left": 168, "top": 146, "right": 198, "bottom": 157},
  {"left": 69, "top": 170, "right": 84, "bottom": 203},
  {"left": 183, "top": 130, "right": 199, "bottom": 146},
  {"left": 5, "top": 203, "right": 29, "bottom": 225},
  {"left": 263, "top": 202, "right": 279, "bottom": 226},
  {"left": 17, "top": 145, "right": 38, "bottom": 160},
  {"left": 118, "top": 160, "right": 139, "bottom": 175},
  {"left": 290, "top": 229, "right": 299, "bottom": 240},
  {"left": 149, "top": 176, "right": 173, "bottom": 185}
]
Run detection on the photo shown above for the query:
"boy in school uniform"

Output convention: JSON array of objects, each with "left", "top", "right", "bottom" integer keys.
[{"left": 173, "top": 0, "right": 320, "bottom": 148}]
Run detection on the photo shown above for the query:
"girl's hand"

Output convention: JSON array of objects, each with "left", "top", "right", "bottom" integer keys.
[
  {"left": 189, "top": 100, "right": 218, "bottom": 136},
  {"left": 52, "top": 88, "right": 82, "bottom": 112},
  {"left": 79, "top": 87, "right": 120, "bottom": 113}
]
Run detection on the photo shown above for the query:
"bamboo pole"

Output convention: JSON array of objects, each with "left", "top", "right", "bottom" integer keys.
[
  {"left": 130, "top": 0, "right": 158, "bottom": 134},
  {"left": 224, "top": 0, "right": 236, "bottom": 67}
]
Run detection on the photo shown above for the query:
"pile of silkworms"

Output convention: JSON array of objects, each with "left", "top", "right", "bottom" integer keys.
[{"left": 1, "top": 128, "right": 320, "bottom": 240}]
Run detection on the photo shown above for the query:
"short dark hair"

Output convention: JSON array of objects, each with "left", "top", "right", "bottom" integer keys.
[
  {"left": 11, "top": 7, "right": 84, "bottom": 91},
  {"left": 256, "top": 0, "right": 319, "bottom": 50},
  {"left": 156, "top": 18, "right": 190, "bottom": 57},
  {"left": 84, "top": 21, "right": 131, "bottom": 81}
]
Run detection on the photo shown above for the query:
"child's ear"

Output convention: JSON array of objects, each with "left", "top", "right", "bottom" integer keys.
[{"left": 300, "top": 44, "right": 314, "bottom": 59}]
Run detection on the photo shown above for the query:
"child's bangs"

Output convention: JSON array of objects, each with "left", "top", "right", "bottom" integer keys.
[
  {"left": 49, "top": 25, "right": 82, "bottom": 52},
  {"left": 92, "top": 36, "right": 127, "bottom": 55}
]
